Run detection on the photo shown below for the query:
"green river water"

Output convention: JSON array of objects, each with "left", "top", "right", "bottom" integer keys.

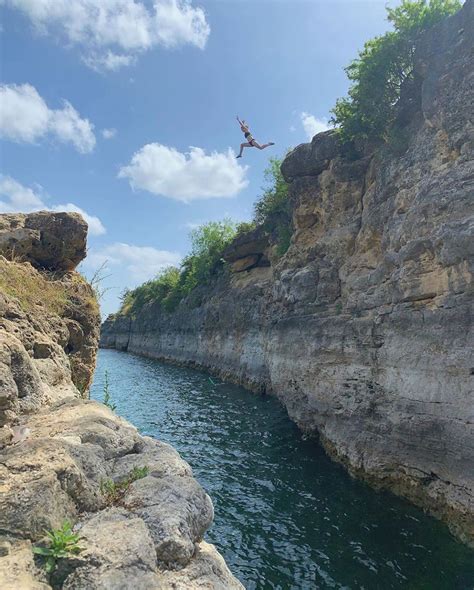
[{"left": 91, "top": 349, "right": 474, "bottom": 590}]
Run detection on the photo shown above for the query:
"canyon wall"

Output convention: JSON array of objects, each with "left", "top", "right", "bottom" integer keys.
[
  {"left": 101, "top": 1, "right": 474, "bottom": 545},
  {"left": 0, "top": 212, "right": 242, "bottom": 589}
]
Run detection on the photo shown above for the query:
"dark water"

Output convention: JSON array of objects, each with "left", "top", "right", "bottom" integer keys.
[{"left": 91, "top": 349, "right": 474, "bottom": 590}]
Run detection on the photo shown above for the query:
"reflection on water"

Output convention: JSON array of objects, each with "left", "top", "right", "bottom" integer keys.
[{"left": 91, "top": 349, "right": 474, "bottom": 590}]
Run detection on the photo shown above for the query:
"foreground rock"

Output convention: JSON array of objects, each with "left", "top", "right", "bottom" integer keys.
[
  {"left": 0, "top": 400, "right": 242, "bottom": 589},
  {"left": 101, "top": 1, "right": 474, "bottom": 545},
  {"left": 0, "top": 212, "right": 243, "bottom": 589}
]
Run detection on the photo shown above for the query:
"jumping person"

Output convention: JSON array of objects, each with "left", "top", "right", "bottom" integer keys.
[{"left": 236, "top": 116, "right": 274, "bottom": 158}]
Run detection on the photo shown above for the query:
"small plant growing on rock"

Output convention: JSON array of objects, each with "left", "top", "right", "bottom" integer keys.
[
  {"left": 102, "top": 370, "right": 116, "bottom": 411},
  {"left": 32, "top": 520, "right": 83, "bottom": 574},
  {"left": 100, "top": 465, "right": 150, "bottom": 505}
]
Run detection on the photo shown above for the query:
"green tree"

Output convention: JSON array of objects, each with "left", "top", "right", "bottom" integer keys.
[
  {"left": 331, "top": 0, "right": 461, "bottom": 143},
  {"left": 118, "top": 221, "right": 237, "bottom": 315},
  {"left": 180, "top": 219, "right": 238, "bottom": 293}
]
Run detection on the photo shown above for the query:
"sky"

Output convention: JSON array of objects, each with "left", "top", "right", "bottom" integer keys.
[{"left": 0, "top": 0, "right": 401, "bottom": 316}]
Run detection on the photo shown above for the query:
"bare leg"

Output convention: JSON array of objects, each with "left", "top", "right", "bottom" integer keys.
[
  {"left": 236, "top": 142, "right": 252, "bottom": 158},
  {"left": 252, "top": 141, "right": 275, "bottom": 150}
]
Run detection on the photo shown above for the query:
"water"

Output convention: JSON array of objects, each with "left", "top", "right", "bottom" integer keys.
[{"left": 91, "top": 349, "right": 474, "bottom": 590}]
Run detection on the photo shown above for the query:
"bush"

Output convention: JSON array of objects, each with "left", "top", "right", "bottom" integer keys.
[
  {"left": 119, "top": 220, "right": 238, "bottom": 315},
  {"left": 180, "top": 220, "right": 238, "bottom": 294},
  {"left": 331, "top": 0, "right": 461, "bottom": 143},
  {"left": 254, "top": 157, "right": 292, "bottom": 256}
]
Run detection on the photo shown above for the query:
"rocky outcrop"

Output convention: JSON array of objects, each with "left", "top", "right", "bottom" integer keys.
[
  {"left": 0, "top": 400, "right": 242, "bottom": 589},
  {"left": 101, "top": 1, "right": 474, "bottom": 545},
  {"left": 0, "top": 212, "right": 88, "bottom": 271},
  {"left": 0, "top": 213, "right": 242, "bottom": 589}
]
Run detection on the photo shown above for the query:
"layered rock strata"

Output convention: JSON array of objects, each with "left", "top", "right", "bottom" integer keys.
[
  {"left": 101, "top": 1, "right": 474, "bottom": 545},
  {"left": 0, "top": 212, "right": 242, "bottom": 589}
]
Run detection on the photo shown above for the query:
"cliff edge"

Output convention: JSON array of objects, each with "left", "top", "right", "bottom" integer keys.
[
  {"left": 101, "top": 1, "right": 474, "bottom": 545},
  {"left": 0, "top": 212, "right": 243, "bottom": 589}
]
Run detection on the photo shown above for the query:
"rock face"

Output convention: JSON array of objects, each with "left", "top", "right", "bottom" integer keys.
[
  {"left": 0, "top": 213, "right": 243, "bottom": 589},
  {"left": 0, "top": 212, "right": 88, "bottom": 271},
  {"left": 101, "top": 1, "right": 474, "bottom": 545}
]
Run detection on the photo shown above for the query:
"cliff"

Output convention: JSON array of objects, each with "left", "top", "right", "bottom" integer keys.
[
  {"left": 0, "top": 213, "right": 242, "bottom": 589},
  {"left": 101, "top": 1, "right": 474, "bottom": 545}
]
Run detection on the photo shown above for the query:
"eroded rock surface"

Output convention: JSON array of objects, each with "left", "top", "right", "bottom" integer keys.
[
  {"left": 0, "top": 213, "right": 243, "bottom": 589},
  {"left": 101, "top": 1, "right": 474, "bottom": 545}
]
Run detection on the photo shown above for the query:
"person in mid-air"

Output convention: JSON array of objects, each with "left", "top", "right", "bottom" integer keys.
[{"left": 236, "top": 116, "right": 274, "bottom": 158}]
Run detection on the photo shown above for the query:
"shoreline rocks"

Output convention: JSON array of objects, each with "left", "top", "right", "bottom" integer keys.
[{"left": 0, "top": 212, "right": 243, "bottom": 589}]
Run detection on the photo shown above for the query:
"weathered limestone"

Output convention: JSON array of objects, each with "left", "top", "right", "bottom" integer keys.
[
  {"left": 101, "top": 1, "right": 474, "bottom": 544},
  {"left": 0, "top": 212, "right": 88, "bottom": 271},
  {"left": 0, "top": 213, "right": 243, "bottom": 589}
]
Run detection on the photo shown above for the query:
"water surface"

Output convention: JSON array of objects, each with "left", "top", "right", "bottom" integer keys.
[{"left": 91, "top": 349, "right": 474, "bottom": 590}]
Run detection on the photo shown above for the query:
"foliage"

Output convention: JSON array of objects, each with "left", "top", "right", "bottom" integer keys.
[
  {"left": 32, "top": 521, "right": 82, "bottom": 574},
  {"left": 236, "top": 220, "right": 257, "bottom": 235},
  {"left": 254, "top": 157, "right": 292, "bottom": 256},
  {"left": 119, "top": 220, "right": 238, "bottom": 315},
  {"left": 0, "top": 259, "right": 69, "bottom": 315},
  {"left": 331, "top": 0, "right": 461, "bottom": 143},
  {"left": 180, "top": 220, "right": 237, "bottom": 295},
  {"left": 102, "top": 370, "right": 116, "bottom": 411},
  {"left": 100, "top": 466, "right": 150, "bottom": 505}
]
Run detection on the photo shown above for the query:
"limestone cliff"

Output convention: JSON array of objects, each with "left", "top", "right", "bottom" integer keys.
[
  {"left": 101, "top": 1, "right": 474, "bottom": 545},
  {"left": 0, "top": 212, "right": 243, "bottom": 589}
]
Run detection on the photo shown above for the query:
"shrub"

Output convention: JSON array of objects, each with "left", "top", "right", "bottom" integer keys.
[
  {"left": 32, "top": 521, "right": 82, "bottom": 574},
  {"left": 119, "top": 220, "right": 238, "bottom": 315},
  {"left": 331, "top": 0, "right": 462, "bottom": 144},
  {"left": 180, "top": 220, "right": 237, "bottom": 294},
  {"left": 254, "top": 157, "right": 292, "bottom": 256}
]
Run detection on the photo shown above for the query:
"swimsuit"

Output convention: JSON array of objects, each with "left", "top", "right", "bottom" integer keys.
[{"left": 244, "top": 130, "right": 255, "bottom": 144}]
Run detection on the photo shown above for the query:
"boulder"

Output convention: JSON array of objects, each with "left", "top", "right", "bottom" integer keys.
[
  {"left": 157, "top": 541, "right": 245, "bottom": 589},
  {"left": 0, "top": 212, "right": 88, "bottom": 271},
  {"left": 123, "top": 474, "right": 214, "bottom": 565},
  {"left": 281, "top": 130, "right": 340, "bottom": 181},
  {"left": 222, "top": 226, "right": 269, "bottom": 263}
]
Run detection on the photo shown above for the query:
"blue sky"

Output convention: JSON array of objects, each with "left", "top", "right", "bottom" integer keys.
[{"left": 0, "top": 0, "right": 400, "bottom": 316}]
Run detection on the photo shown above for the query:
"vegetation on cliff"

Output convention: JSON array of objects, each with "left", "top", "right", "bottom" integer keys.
[
  {"left": 119, "top": 159, "right": 290, "bottom": 316},
  {"left": 331, "top": 0, "right": 461, "bottom": 143},
  {"left": 120, "top": 220, "right": 238, "bottom": 315}
]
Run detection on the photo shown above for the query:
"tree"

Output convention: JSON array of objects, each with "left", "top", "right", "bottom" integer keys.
[{"left": 331, "top": 0, "right": 461, "bottom": 143}]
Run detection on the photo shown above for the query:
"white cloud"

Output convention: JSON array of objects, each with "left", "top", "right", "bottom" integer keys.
[
  {"left": 301, "top": 112, "right": 330, "bottom": 140},
  {"left": 0, "top": 176, "right": 45, "bottom": 213},
  {"left": 86, "top": 242, "right": 180, "bottom": 281},
  {"left": 0, "top": 83, "right": 96, "bottom": 153},
  {"left": 0, "top": 175, "right": 106, "bottom": 236},
  {"left": 102, "top": 127, "right": 117, "bottom": 140},
  {"left": 119, "top": 143, "right": 248, "bottom": 202},
  {"left": 83, "top": 51, "right": 136, "bottom": 73},
  {"left": 4, "top": 0, "right": 210, "bottom": 71}
]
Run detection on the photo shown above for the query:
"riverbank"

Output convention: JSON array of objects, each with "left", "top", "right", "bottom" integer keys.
[
  {"left": 101, "top": 0, "right": 474, "bottom": 546},
  {"left": 0, "top": 212, "right": 242, "bottom": 589}
]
